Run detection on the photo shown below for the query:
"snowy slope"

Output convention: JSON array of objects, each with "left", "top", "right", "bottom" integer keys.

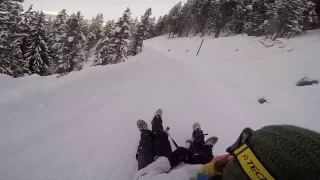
[{"left": 1, "top": 31, "right": 320, "bottom": 180}]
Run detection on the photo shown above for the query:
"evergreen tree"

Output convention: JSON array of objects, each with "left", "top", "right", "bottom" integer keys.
[
  {"left": 131, "top": 24, "right": 144, "bottom": 55},
  {"left": 212, "top": 0, "right": 236, "bottom": 38},
  {"left": 302, "top": 0, "right": 318, "bottom": 30},
  {"left": 25, "top": 11, "right": 53, "bottom": 75},
  {"left": 109, "top": 8, "right": 132, "bottom": 64},
  {"left": 58, "top": 12, "right": 86, "bottom": 74},
  {"left": 191, "top": 0, "right": 215, "bottom": 37},
  {"left": 87, "top": 14, "right": 104, "bottom": 53},
  {"left": 19, "top": 6, "right": 35, "bottom": 74},
  {"left": 227, "top": 0, "right": 252, "bottom": 35},
  {"left": 131, "top": 8, "right": 152, "bottom": 55},
  {"left": 167, "top": 2, "right": 182, "bottom": 38},
  {"left": 130, "top": 17, "right": 140, "bottom": 37},
  {"left": 48, "top": 9, "right": 68, "bottom": 70},
  {"left": 129, "top": 17, "right": 139, "bottom": 55},
  {"left": 93, "top": 37, "right": 110, "bottom": 66},
  {"left": 272, "top": 0, "right": 306, "bottom": 39},
  {"left": 102, "top": 20, "right": 115, "bottom": 39},
  {"left": 156, "top": 15, "right": 168, "bottom": 36},
  {"left": 147, "top": 17, "right": 156, "bottom": 39},
  {"left": 44, "top": 16, "right": 54, "bottom": 39},
  {"left": 93, "top": 21, "right": 113, "bottom": 66},
  {"left": 0, "top": 0, "right": 28, "bottom": 77},
  {"left": 156, "top": 0, "right": 318, "bottom": 39},
  {"left": 246, "top": 0, "right": 270, "bottom": 36},
  {"left": 154, "top": 16, "right": 163, "bottom": 36},
  {"left": 140, "top": 8, "right": 152, "bottom": 40},
  {"left": 316, "top": 0, "right": 320, "bottom": 26},
  {"left": 179, "top": 0, "right": 195, "bottom": 37},
  {"left": 191, "top": 0, "right": 204, "bottom": 35}
]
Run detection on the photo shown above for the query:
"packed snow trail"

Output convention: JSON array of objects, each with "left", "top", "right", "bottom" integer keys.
[
  {"left": 1, "top": 32, "right": 320, "bottom": 180},
  {"left": 0, "top": 48, "right": 244, "bottom": 180}
]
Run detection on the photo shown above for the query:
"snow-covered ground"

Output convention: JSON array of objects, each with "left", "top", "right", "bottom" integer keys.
[{"left": 1, "top": 31, "right": 320, "bottom": 180}]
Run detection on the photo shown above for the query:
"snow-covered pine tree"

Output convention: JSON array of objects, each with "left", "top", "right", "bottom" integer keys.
[
  {"left": 130, "top": 17, "right": 140, "bottom": 38},
  {"left": 154, "top": 16, "right": 163, "bottom": 36},
  {"left": 0, "top": 0, "right": 28, "bottom": 77},
  {"left": 316, "top": 0, "right": 320, "bottom": 26},
  {"left": 19, "top": 6, "right": 35, "bottom": 70},
  {"left": 93, "top": 21, "right": 114, "bottom": 66},
  {"left": 263, "top": 1, "right": 279, "bottom": 38},
  {"left": 194, "top": 0, "right": 215, "bottom": 37},
  {"left": 101, "top": 20, "right": 114, "bottom": 41},
  {"left": 155, "top": 14, "right": 168, "bottom": 36},
  {"left": 128, "top": 17, "right": 139, "bottom": 55},
  {"left": 246, "top": 0, "right": 269, "bottom": 36},
  {"left": 141, "top": 8, "right": 152, "bottom": 40},
  {"left": 48, "top": 9, "right": 68, "bottom": 71},
  {"left": 159, "top": 0, "right": 318, "bottom": 39},
  {"left": 212, "top": 0, "right": 236, "bottom": 38},
  {"left": 301, "top": 0, "right": 318, "bottom": 31},
  {"left": 102, "top": 28, "right": 117, "bottom": 65},
  {"left": 167, "top": 2, "right": 182, "bottom": 38},
  {"left": 191, "top": 0, "right": 204, "bottom": 35},
  {"left": 87, "top": 14, "right": 104, "bottom": 54},
  {"left": 272, "top": 0, "right": 305, "bottom": 39},
  {"left": 189, "top": 0, "right": 215, "bottom": 36},
  {"left": 131, "top": 24, "right": 144, "bottom": 55},
  {"left": 147, "top": 17, "right": 156, "bottom": 39},
  {"left": 264, "top": 0, "right": 317, "bottom": 39},
  {"left": 225, "top": 0, "right": 250, "bottom": 35},
  {"left": 178, "top": 0, "right": 195, "bottom": 37},
  {"left": 58, "top": 11, "right": 86, "bottom": 74},
  {"left": 24, "top": 11, "right": 53, "bottom": 75},
  {"left": 44, "top": 16, "right": 54, "bottom": 35},
  {"left": 110, "top": 8, "right": 132, "bottom": 64},
  {"left": 131, "top": 8, "right": 152, "bottom": 55}
]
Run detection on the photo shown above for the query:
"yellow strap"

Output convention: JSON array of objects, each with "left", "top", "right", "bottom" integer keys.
[{"left": 235, "top": 144, "right": 275, "bottom": 180}]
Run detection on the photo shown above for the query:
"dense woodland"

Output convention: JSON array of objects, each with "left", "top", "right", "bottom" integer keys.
[{"left": 0, "top": 0, "right": 319, "bottom": 78}]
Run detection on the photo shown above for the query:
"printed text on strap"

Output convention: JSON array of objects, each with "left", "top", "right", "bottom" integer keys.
[{"left": 234, "top": 144, "right": 275, "bottom": 180}]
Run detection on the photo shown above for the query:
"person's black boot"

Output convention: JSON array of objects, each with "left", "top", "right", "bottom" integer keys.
[
  {"left": 137, "top": 119, "right": 149, "bottom": 132},
  {"left": 205, "top": 136, "right": 219, "bottom": 148},
  {"left": 136, "top": 126, "right": 153, "bottom": 170},
  {"left": 152, "top": 109, "right": 164, "bottom": 132},
  {"left": 192, "top": 123, "right": 205, "bottom": 145},
  {"left": 190, "top": 123, "right": 214, "bottom": 164}
]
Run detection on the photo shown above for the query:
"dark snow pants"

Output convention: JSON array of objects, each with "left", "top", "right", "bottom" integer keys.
[
  {"left": 191, "top": 129, "right": 214, "bottom": 165},
  {"left": 136, "top": 115, "right": 172, "bottom": 170},
  {"left": 136, "top": 115, "right": 214, "bottom": 170}
]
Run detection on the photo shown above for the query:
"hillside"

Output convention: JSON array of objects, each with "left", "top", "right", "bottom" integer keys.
[{"left": 1, "top": 31, "right": 320, "bottom": 180}]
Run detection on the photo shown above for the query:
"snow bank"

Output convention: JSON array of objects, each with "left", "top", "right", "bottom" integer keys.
[
  {"left": 1, "top": 30, "right": 319, "bottom": 180},
  {"left": 146, "top": 31, "right": 320, "bottom": 131}
]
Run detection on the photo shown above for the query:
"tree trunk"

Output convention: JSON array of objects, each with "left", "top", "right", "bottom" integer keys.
[
  {"left": 178, "top": 28, "right": 183, "bottom": 37},
  {"left": 214, "top": 26, "right": 222, "bottom": 38},
  {"left": 200, "top": 22, "right": 209, "bottom": 38},
  {"left": 193, "top": 27, "right": 200, "bottom": 36},
  {"left": 272, "top": 28, "right": 282, "bottom": 41},
  {"left": 272, "top": 32, "right": 279, "bottom": 41},
  {"left": 186, "top": 28, "right": 191, "bottom": 37},
  {"left": 208, "top": 23, "right": 213, "bottom": 36}
]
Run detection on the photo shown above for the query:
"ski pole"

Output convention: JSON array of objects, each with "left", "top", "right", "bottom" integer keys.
[
  {"left": 165, "top": 127, "right": 179, "bottom": 149},
  {"left": 196, "top": 39, "right": 204, "bottom": 56}
]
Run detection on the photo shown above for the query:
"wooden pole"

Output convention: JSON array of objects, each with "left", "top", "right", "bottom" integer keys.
[{"left": 196, "top": 39, "right": 204, "bottom": 56}]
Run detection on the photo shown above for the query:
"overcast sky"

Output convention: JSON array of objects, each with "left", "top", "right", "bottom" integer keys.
[{"left": 23, "top": 0, "right": 185, "bottom": 21}]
